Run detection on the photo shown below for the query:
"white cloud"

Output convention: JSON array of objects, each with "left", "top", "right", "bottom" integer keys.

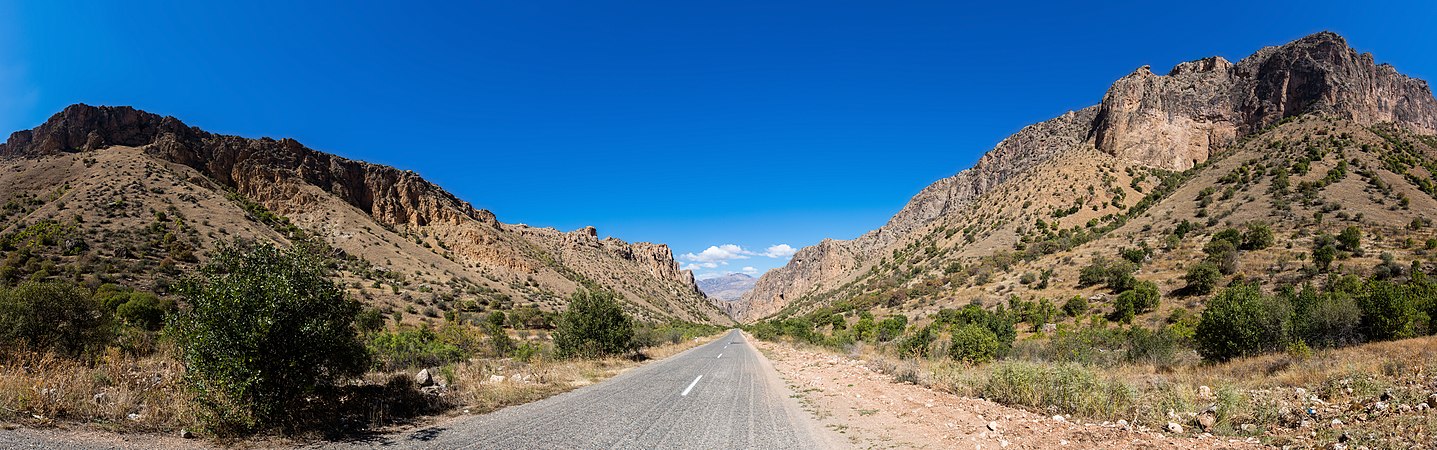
[
  {"left": 761, "top": 244, "right": 797, "bottom": 259},
  {"left": 682, "top": 262, "right": 720, "bottom": 271},
  {"left": 681, "top": 243, "right": 798, "bottom": 271},
  {"left": 681, "top": 244, "right": 750, "bottom": 264}
]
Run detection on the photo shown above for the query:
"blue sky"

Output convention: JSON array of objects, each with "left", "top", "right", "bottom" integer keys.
[{"left": 2, "top": 1, "right": 1434, "bottom": 279}]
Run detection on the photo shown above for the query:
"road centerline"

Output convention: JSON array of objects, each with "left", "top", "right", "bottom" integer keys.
[{"left": 681, "top": 375, "right": 703, "bottom": 396}]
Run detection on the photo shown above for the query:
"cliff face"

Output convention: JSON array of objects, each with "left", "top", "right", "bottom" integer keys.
[
  {"left": 736, "top": 31, "right": 1437, "bottom": 322},
  {"left": 0, "top": 104, "right": 727, "bottom": 324},
  {"left": 1093, "top": 32, "right": 1437, "bottom": 170},
  {"left": 738, "top": 107, "right": 1099, "bottom": 320}
]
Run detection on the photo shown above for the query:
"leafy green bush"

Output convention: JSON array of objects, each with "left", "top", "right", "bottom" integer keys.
[
  {"left": 1357, "top": 280, "right": 1421, "bottom": 340},
  {"left": 0, "top": 281, "right": 111, "bottom": 357},
  {"left": 931, "top": 305, "right": 1015, "bottom": 351},
  {"left": 874, "top": 315, "right": 908, "bottom": 342},
  {"left": 1203, "top": 238, "right": 1239, "bottom": 274},
  {"left": 1112, "top": 280, "right": 1160, "bottom": 323},
  {"left": 1288, "top": 286, "right": 1361, "bottom": 348},
  {"left": 368, "top": 327, "right": 468, "bottom": 370},
  {"left": 895, "top": 326, "right": 935, "bottom": 358},
  {"left": 949, "top": 324, "right": 1001, "bottom": 363},
  {"left": 1183, "top": 262, "right": 1222, "bottom": 295},
  {"left": 114, "top": 292, "right": 175, "bottom": 331},
  {"left": 1062, "top": 296, "right": 1089, "bottom": 317},
  {"left": 1078, "top": 256, "right": 1136, "bottom": 292},
  {"left": 1195, "top": 283, "right": 1292, "bottom": 362},
  {"left": 1338, "top": 225, "right": 1362, "bottom": 253},
  {"left": 1312, "top": 238, "right": 1338, "bottom": 272},
  {"left": 168, "top": 241, "right": 370, "bottom": 435},
  {"left": 355, "top": 308, "right": 385, "bottom": 333},
  {"left": 553, "top": 290, "right": 636, "bottom": 358},
  {"left": 1241, "top": 223, "right": 1275, "bottom": 250}
]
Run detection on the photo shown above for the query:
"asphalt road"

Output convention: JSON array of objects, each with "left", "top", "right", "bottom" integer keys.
[
  {"left": 0, "top": 329, "right": 833, "bottom": 450},
  {"left": 321, "top": 329, "right": 834, "bottom": 450}
]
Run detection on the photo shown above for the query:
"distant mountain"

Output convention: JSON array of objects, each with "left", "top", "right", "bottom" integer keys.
[
  {"left": 0, "top": 104, "right": 732, "bottom": 325},
  {"left": 697, "top": 273, "right": 757, "bottom": 301}
]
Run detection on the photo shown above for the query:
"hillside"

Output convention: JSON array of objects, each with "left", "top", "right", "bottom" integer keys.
[
  {"left": 731, "top": 31, "right": 1437, "bottom": 322},
  {"left": 0, "top": 105, "right": 731, "bottom": 325}
]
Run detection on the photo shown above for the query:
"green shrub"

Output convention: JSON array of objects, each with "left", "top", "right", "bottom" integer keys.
[
  {"left": 168, "top": 241, "right": 370, "bottom": 435},
  {"left": 114, "top": 292, "right": 175, "bottom": 331},
  {"left": 1357, "top": 280, "right": 1421, "bottom": 340},
  {"left": 1112, "top": 280, "right": 1160, "bottom": 323},
  {"left": 0, "top": 281, "right": 111, "bottom": 357},
  {"left": 1184, "top": 262, "right": 1222, "bottom": 295},
  {"left": 1289, "top": 286, "right": 1361, "bottom": 348},
  {"left": 1338, "top": 225, "right": 1362, "bottom": 253},
  {"left": 949, "top": 324, "right": 1001, "bottom": 363},
  {"left": 1312, "top": 239, "right": 1337, "bottom": 272},
  {"left": 1203, "top": 239, "right": 1240, "bottom": 275},
  {"left": 1241, "top": 223, "right": 1275, "bottom": 250},
  {"left": 553, "top": 290, "right": 636, "bottom": 358},
  {"left": 1195, "top": 283, "right": 1292, "bottom": 362},
  {"left": 896, "top": 326, "right": 936, "bottom": 358},
  {"left": 930, "top": 305, "right": 1015, "bottom": 351},
  {"left": 1078, "top": 257, "right": 1136, "bottom": 292},
  {"left": 1062, "top": 296, "right": 1088, "bottom": 317},
  {"left": 368, "top": 327, "right": 468, "bottom": 370},
  {"left": 355, "top": 308, "right": 385, "bottom": 333},
  {"left": 874, "top": 315, "right": 908, "bottom": 342},
  {"left": 852, "top": 315, "right": 876, "bottom": 341}
]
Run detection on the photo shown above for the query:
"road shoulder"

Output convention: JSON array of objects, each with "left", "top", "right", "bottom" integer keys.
[{"left": 754, "top": 339, "right": 1269, "bottom": 449}]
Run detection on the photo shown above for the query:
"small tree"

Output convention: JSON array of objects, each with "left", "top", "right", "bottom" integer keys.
[
  {"left": 1241, "top": 223, "right": 1275, "bottom": 250},
  {"left": 168, "top": 241, "right": 369, "bottom": 435},
  {"left": 553, "top": 290, "right": 635, "bottom": 358},
  {"left": 0, "top": 281, "right": 111, "bottom": 357},
  {"left": 1313, "top": 240, "right": 1337, "bottom": 272},
  {"left": 1195, "top": 283, "right": 1292, "bottom": 362},
  {"left": 1338, "top": 226, "right": 1362, "bottom": 253},
  {"left": 1062, "top": 295, "right": 1089, "bottom": 317},
  {"left": 1184, "top": 262, "right": 1222, "bottom": 295},
  {"left": 948, "top": 324, "right": 1001, "bottom": 364},
  {"left": 1112, "top": 280, "right": 1160, "bottom": 323}
]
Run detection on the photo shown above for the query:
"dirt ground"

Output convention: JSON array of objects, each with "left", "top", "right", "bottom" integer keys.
[{"left": 754, "top": 338, "right": 1270, "bottom": 449}]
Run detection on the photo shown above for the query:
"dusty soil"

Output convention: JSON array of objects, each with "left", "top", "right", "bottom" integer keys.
[{"left": 755, "top": 338, "right": 1269, "bottom": 449}]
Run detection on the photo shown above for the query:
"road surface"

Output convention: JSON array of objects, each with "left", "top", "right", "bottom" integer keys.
[
  {"left": 321, "top": 329, "right": 833, "bottom": 449},
  {"left": 0, "top": 330, "right": 834, "bottom": 450}
]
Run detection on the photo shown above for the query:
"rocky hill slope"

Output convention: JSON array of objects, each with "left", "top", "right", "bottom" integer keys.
[
  {"left": 0, "top": 105, "right": 730, "bottom": 325},
  {"left": 734, "top": 31, "right": 1437, "bottom": 322}
]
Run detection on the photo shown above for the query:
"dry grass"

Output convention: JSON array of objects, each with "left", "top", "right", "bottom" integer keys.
[
  {"left": 791, "top": 335, "right": 1437, "bottom": 448},
  {"left": 0, "top": 346, "right": 195, "bottom": 432},
  {"left": 0, "top": 331, "right": 723, "bottom": 441}
]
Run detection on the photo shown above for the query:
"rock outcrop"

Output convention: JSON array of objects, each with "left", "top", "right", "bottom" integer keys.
[
  {"left": 735, "top": 31, "right": 1437, "bottom": 322},
  {"left": 1093, "top": 31, "right": 1437, "bottom": 170}
]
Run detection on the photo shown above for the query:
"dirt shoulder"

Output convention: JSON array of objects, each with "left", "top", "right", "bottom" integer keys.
[{"left": 754, "top": 338, "right": 1268, "bottom": 449}]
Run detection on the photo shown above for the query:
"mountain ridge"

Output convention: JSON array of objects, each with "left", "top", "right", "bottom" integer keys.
[
  {"left": 733, "top": 31, "right": 1437, "bottom": 322},
  {"left": 0, "top": 104, "right": 729, "bottom": 325}
]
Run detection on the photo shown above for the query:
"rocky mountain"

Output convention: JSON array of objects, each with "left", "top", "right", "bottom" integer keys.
[
  {"left": 734, "top": 31, "right": 1437, "bottom": 322},
  {"left": 0, "top": 104, "right": 731, "bottom": 325},
  {"left": 697, "top": 273, "right": 757, "bottom": 301}
]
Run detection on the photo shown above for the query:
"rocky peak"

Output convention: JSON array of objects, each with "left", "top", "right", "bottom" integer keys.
[
  {"left": 2, "top": 104, "right": 492, "bottom": 228},
  {"left": 1093, "top": 31, "right": 1437, "bottom": 170}
]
